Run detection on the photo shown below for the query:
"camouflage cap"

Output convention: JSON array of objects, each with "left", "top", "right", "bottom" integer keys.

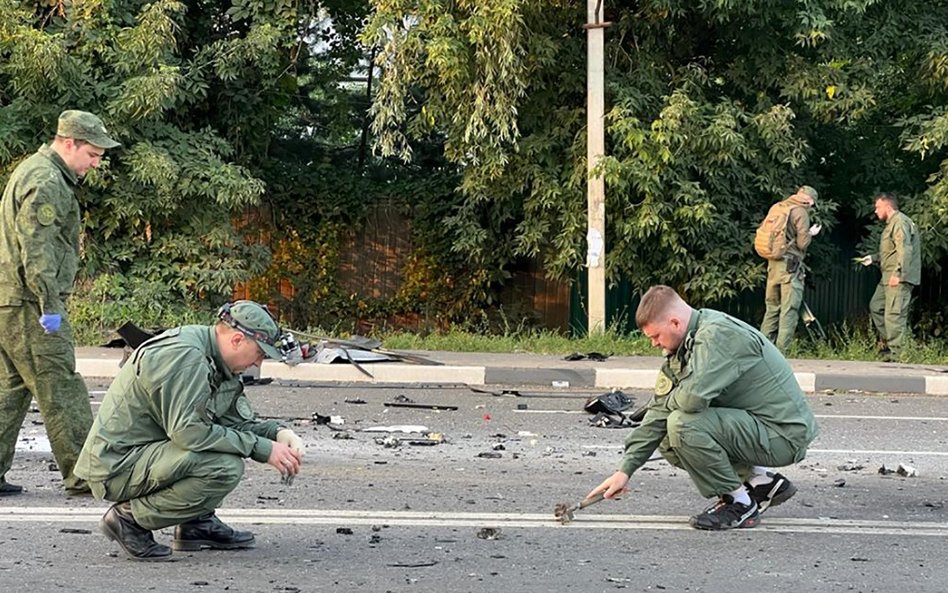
[
  {"left": 57, "top": 110, "right": 120, "bottom": 149},
  {"left": 220, "top": 300, "right": 282, "bottom": 359},
  {"left": 797, "top": 185, "right": 818, "bottom": 203}
]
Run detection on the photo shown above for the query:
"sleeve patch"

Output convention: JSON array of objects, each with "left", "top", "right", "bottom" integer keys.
[{"left": 36, "top": 203, "right": 57, "bottom": 226}]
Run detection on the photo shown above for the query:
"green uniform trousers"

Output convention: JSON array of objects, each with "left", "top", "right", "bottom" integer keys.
[
  {"left": 870, "top": 282, "right": 913, "bottom": 355},
  {"left": 760, "top": 259, "right": 804, "bottom": 352},
  {"left": 658, "top": 408, "right": 809, "bottom": 498},
  {"left": 90, "top": 441, "right": 245, "bottom": 530},
  {"left": 0, "top": 302, "right": 92, "bottom": 491}
]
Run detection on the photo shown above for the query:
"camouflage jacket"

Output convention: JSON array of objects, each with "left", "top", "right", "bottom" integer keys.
[{"left": 0, "top": 145, "right": 81, "bottom": 314}]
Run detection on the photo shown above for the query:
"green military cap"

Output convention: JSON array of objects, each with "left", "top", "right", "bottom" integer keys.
[
  {"left": 219, "top": 300, "right": 282, "bottom": 359},
  {"left": 57, "top": 110, "right": 120, "bottom": 149},
  {"left": 797, "top": 185, "right": 818, "bottom": 202}
]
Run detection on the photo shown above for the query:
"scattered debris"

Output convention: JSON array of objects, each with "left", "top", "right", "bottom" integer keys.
[
  {"left": 897, "top": 463, "right": 918, "bottom": 477},
  {"left": 563, "top": 352, "right": 610, "bottom": 362},
  {"left": 584, "top": 391, "right": 643, "bottom": 428},
  {"left": 837, "top": 461, "right": 864, "bottom": 472},
  {"left": 345, "top": 398, "right": 367, "bottom": 404},
  {"left": 369, "top": 534, "right": 382, "bottom": 544},
  {"left": 476, "top": 527, "right": 501, "bottom": 540},
  {"left": 833, "top": 479, "right": 846, "bottom": 487},
  {"left": 312, "top": 413, "right": 344, "bottom": 425},
  {"left": 393, "top": 394, "right": 413, "bottom": 403},
  {"left": 516, "top": 404, "right": 528, "bottom": 410},
  {"left": 332, "top": 432, "right": 353, "bottom": 440},
  {"left": 387, "top": 561, "right": 439, "bottom": 568},
  {"left": 375, "top": 436, "right": 401, "bottom": 448},
  {"left": 477, "top": 452, "right": 502, "bottom": 459},
  {"left": 470, "top": 387, "right": 522, "bottom": 397},
  {"left": 878, "top": 465, "right": 896, "bottom": 475},
  {"left": 491, "top": 443, "right": 505, "bottom": 451},
  {"left": 554, "top": 491, "right": 606, "bottom": 524},
  {"left": 552, "top": 381, "right": 570, "bottom": 388},
  {"left": 384, "top": 402, "right": 458, "bottom": 411},
  {"left": 47, "top": 462, "right": 59, "bottom": 472},
  {"left": 59, "top": 528, "right": 91, "bottom": 535},
  {"left": 336, "top": 528, "right": 353, "bottom": 535},
  {"left": 924, "top": 501, "right": 944, "bottom": 509}
]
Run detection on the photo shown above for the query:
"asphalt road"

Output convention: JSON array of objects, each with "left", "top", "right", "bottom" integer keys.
[{"left": 3, "top": 380, "right": 948, "bottom": 593}]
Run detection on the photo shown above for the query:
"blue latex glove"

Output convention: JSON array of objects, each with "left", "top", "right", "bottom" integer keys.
[{"left": 39, "top": 314, "right": 62, "bottom": 333}]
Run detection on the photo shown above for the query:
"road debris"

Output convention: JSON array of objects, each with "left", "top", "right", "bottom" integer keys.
[
  {"left": 897, "top": 463, "right": 918, "bottom": 477},
  {"left": 476, "top": 527, "right": 501, "bottom": 540},
  {"left": 554, "top": 491, "right": 606, "bottom": 524},
  {"left": 563, "top": 352, "right": 610, "bottom": 362},
  {"left": 384, "top": 401, "right": 458, "bottom": 411}
]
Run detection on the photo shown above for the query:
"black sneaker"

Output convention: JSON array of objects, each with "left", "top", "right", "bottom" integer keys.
[
  {"left": 690, "top": 495, "right": 759, "bottom": 531},
  {"left": 745, "top": 472, "right": 797, "bottom": 512}
]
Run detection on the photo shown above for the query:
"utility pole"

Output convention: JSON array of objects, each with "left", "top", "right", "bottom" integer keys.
[{"left": 584, "top": 0, "right": 609, "bottom": 333}]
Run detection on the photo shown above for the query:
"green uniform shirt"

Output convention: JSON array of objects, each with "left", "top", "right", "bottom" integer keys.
[
  {"left": 0, "top": 145, "right": 81, "bottom": 314},
  {"left": 75, "top": 326, "right": 282, "bottom": 483},
  {"left": 874, "top": 211, "right": 921, "bottom": 286},
  {"left": 619, "top": 309, "right": 818, "bottom": 476}
]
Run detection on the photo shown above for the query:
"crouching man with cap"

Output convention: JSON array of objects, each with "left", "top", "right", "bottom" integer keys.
[{"left": 75, "top": 300, "right": 305, "bottom": 561}]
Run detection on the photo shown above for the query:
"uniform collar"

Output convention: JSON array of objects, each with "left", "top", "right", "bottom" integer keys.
[
  {"left": 670, "top": 309, "right": 701, "bottom": 363},
  {"left": 208, "top": 326, "right": 236, "bottom": 380},
  {"left": 38, "top": 144, "right": 79, "bottom": 186}
]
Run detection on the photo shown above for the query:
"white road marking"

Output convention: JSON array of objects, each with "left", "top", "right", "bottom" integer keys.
[
  {"left": 809, "top": 448, "right": 948, "bottom": 456},
  {"left": 815, "top": 414, "right": 948, "bottom": 421},
  {"left": 2, "top": 506, "right": 946, "bottom": 537}
]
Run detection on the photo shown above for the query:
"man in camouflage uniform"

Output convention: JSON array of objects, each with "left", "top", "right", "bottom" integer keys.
[
  {"left": 759, "top": 185, "right": 822, "bottom": 353},
  {"left": 857, "top": 192, "right": 922, "bottom": 358},
  {"left": 75, "top": 300, "right": 305, "bottom": 561},
  {"left": 588, "top": 285, "right": 818, "bottom": 530},
  {"left": 0, "top": 110, "right": 120, "bottom": 497}
]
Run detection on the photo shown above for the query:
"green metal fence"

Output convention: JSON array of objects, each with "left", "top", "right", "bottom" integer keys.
[{"left": 570, "top": 263, "right": 942, "bottom": 337}]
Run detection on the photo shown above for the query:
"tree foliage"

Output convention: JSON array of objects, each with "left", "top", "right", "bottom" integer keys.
[{"left": 366, "top": 0, "right": 948, "bottom": 306}]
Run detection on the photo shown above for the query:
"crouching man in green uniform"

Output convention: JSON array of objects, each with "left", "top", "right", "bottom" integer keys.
[
  {"left": 75, "top": 300, "right": 305, "bottom": 561},
  {"left": 587, "top": 286, "right": 818, "bottom": 530}
]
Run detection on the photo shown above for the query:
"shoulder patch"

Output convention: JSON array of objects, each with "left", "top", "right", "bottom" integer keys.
[{"left": 36, "top": 203, "right": 57, "bottom": 226}]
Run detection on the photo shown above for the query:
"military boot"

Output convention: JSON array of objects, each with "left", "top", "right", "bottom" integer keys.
[
  {"left": 99, "top": 502, "right": 172, "bottom": 561},
  {"left": 0, "top": 479, "right": 23, "bottom": 496},
  {"left": 173, "top": 512, "right": 255, "bottom": 551}
]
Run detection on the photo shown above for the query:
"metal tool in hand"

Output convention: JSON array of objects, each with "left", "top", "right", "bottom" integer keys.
[
  {"left": 553, "top": 491, "right": 606, "bottom": 524},
  {"left": 281, "top": 472, "right": 295, "bottom": 487}
]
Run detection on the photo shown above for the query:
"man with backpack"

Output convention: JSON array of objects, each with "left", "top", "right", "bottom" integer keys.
[{"left": 755, "top": 186, "right": 822, "bottom": 353}]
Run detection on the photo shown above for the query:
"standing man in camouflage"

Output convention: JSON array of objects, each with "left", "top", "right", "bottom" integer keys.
[
  {"left": 587, "top": 285, "right": 818, "bottom": 530},
  {"left": 759, "top": 185, "right": 822, "bottom": 353},
  {"left": 857, "top": 192, "right": 921, "bottom": 358},
  {"left": 76, "top": 300, "right": 305, "bottom": 561},
  {"left": 0, "top": 110, "right": 120, "bottom": 497}
]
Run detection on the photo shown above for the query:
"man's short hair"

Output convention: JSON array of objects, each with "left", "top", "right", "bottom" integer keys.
[
  {"left": 635, "top": 285, "right": 683, "bottom": 329},
  {"left": 875, "top": 192, "right": 898, "bottom": 210}
]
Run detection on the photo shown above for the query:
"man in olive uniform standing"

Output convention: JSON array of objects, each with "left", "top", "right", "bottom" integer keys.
[
  {"left": 759, "top": 185, "right": 822, "bottom": 353},
  {"left": 0, "top": 110, "right": 120, "bottom": 496},
  {"left": 588, "top": 285, "right": 818, "bottom": 530},
  {"left": 76, "top": 300, "right": 306, "bottom": 561},
  {"left": 857, "top": 192, "right": 921, "bottom": 357}
]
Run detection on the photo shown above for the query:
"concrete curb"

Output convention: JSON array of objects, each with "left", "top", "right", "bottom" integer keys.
[{"left": 75, "top": 359, "right": 948, "bottom": 395}]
